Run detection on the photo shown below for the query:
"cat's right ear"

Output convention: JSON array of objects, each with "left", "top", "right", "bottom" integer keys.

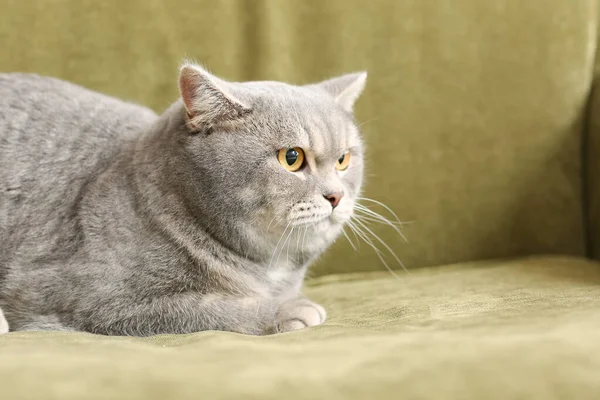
[
  {"left": 178, "top": 64, "right": 251, "bottom": 132},
  {"left": 308, "top": 72, "right": 367, "bottom": 113}
]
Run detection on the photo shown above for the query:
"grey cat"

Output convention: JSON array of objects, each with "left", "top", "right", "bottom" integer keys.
[{"left": 0, "top": 63, "right": 366, "bottom": 335}]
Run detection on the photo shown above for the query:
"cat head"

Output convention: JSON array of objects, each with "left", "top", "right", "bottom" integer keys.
[{"left": 172, "top": 63, "right": 366, "bottom": 264}]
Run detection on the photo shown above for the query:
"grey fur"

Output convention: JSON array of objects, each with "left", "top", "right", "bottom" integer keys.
[{"left": 0, "top": 64, "right": 366, "bottom": 336}]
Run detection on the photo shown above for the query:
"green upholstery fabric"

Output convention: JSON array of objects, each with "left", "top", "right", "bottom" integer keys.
[
  {"left": 586, "top": 3, "right": 600, "bottom": 259},
  {"left": 0, "top": 0, "right": 594, "bottom": 274},
  {"left": 1, "top": 2, "right": 600, "bottom": 399},
  {"left": 2, "top": 257, "right": 600, "bottom": 399}
]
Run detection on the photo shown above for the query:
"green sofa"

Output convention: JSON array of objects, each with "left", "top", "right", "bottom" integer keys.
[{"left": 2, "top": 1, "right": 600, "bottom": 398}]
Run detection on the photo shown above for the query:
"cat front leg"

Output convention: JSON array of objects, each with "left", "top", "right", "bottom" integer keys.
[
  {"left": 274, "top": 296, "right": 327, "bottom": 333},
  {"left": 73, "top": 293, "right": 281, "bottom": 336}
]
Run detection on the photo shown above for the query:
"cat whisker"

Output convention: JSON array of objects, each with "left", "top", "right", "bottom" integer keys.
[
  {"left": 296, "top": 224, "right": 305, "bottom": 256},
  {"left": 301, "top": 226, "right": 309, "bottom": 262},
  {"left": 266, "top": 215, "right": 278, "bottom": 233},
  {"left": 354, "top": 204, "right": 411, "bottom": 227},
  {"left": 352, "top": 217, "right": 408, "bottom": 274},
  {"left": 276, "top": 226, "right": 295, "bottom": 268},
  {"left": 356, "top": 116, "right": 380, "bottom": 129},
  {"left": 353, "top": 208, "right": 408, "bottom": 244},
  {"left": 266, "top": 214, "right": 286, "bottom": 233},
  {"left": 268, "top": 222, "right": 291, "bottom": 272},
  {"left": 355, "top": 197, "right": 411, "bottom": 244},
  {"left": 286, "top": 227, "right": 295, "bottom": 266},
  {"left": 356, "top": 197, "right": 407, "bottom": 226},
  {"left": 346, "top": 220, "right": 362, "bottom": 249},
  {"left": 346, "top": 220, "right": 403, "bottom": 281},
  {"left": 342, "top": 229, "right": 358, "bottom": 252},
  {"left": 353, "top": 213, "right": 389, "bottom": 225}
]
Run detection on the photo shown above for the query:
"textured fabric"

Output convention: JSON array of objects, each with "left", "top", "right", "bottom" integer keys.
[
  {"left": 586, "top": 2, "right": 600, "bottom": 259},
  {"left": 1, "top": 256, "right": 600, "bottom": 399},
  {"left": 1, "top": 3, "right": 599, "bottom": 397},
  {"left": 0, "top": 1, "right": 594, "bottom": 275}
]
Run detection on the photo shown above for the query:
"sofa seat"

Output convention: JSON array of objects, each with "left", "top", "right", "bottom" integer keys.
[{"left": 1, "top": 256, "right": 599, "bottom": 399}]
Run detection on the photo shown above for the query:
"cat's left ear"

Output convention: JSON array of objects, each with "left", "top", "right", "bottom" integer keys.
[{"left": 309, "top": 72, "right": 367, "bottom": 113}]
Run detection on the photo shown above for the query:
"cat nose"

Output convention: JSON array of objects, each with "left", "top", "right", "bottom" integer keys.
[{"left": 324, "top": 193, "right": 343, "bottom": 208}]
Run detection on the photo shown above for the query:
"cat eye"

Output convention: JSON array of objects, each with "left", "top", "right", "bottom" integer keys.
[
  {"left": 335, "top": 152, "right": 351, "bottom": 171},
  {"left": 277, "top": 147, "right": 305, "bottom": 172}
]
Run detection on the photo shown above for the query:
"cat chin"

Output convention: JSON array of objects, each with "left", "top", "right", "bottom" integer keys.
[
  {"left": 312, "top": 218, "right": 347, "bottom": 237},
  {"left": 330, "top": 211, "right": 352, "bottom": 226}
]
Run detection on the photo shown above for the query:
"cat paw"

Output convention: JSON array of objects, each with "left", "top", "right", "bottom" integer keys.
[
  {"left": 275, "top": 297, "right": 326, "bottom": 333},
  {"left": 0, "top": 308, "right": 9, "bottom": 334}
]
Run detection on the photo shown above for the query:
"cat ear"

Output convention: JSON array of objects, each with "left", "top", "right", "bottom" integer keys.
[
  {"left": 178, "top": 63, "right": 251, "bottom": 131},
  {"left": 311, "top": 72, "right": 367, "bottom": 113}
]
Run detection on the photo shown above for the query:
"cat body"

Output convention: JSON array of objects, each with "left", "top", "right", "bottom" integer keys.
[{"left": 0, "top": 65, "right": 366, "bottom": 335}]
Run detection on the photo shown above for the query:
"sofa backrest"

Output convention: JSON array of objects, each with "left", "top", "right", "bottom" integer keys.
[
  {"left": 0, "top": 0, "right": 595, "bottom": 276},
  {"left": 585, "top": 3, "right": 600, "bottom": 262}
]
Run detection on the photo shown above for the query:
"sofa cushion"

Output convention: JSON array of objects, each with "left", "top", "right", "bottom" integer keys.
[{"left": 2, "top": 256, "right": 599, "bottom": 399}]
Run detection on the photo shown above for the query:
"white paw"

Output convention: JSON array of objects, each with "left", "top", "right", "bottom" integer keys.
[
  {"left": 275, "top": 298, "right": 327, "bottom": 333},
  {"left": 0, "top": 308, "right": 9, "bottom": 334}
]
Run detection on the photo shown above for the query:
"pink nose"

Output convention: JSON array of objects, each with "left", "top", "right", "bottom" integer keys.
[{"left": 324, "top": 193, "right": 343, "bottom": 208}]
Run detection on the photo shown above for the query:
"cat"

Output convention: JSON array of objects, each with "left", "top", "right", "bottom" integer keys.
[{"left": 0, "top": 63, "right": 366, "bottom": 336}]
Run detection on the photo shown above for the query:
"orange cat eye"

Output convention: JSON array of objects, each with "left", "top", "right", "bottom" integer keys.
[
  {"left": 277, "top": 147, "right": 305, "bottom": 172},
  {"left": 335, "top": 152, "right": 351, "bottom": 171}
]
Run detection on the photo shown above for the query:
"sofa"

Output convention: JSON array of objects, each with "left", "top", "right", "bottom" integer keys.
[{"left": 1, "top": 1, "right": 600, "bottom": 399}]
